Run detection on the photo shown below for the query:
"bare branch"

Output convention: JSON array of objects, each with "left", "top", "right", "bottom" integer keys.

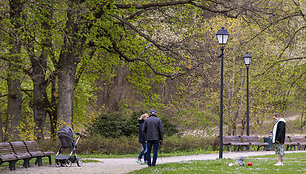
[
  {"left": 117, "top": 0, "right": 238, "bottom": 19},
  {"left": 115, "top": 0, "right": 194, "bottom": 9},
  {"left": 112, "top": 14, "right": 169, "bottom": 52},
  {"left": 246, "top": 13, "right": 302, "bottom": 43},
  {"left": 279, "top": 26, "right": 306, "bottom": 59},
  {"left": 0, "top": 94, "right": 8, "bottom": 98},
  {"left": 255, "top": 57, "right": 306, "bottom": 77}
]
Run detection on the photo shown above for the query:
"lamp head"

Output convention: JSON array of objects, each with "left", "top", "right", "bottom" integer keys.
[
  {"left": 216, "top": 27, "right": 230, "bottom": 45},
  {"left": 243, "top": 52, "right": 252, "bottom": 66}
]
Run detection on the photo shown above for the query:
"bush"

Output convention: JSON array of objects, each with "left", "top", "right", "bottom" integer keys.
[
  {"left": 159, "top": 114, "right": 178, "bottom": 136},
  {"left": 88, "top": 112, "right": 132, "bottom": 138},
  {"left": 75, "top": 134, "right": 139, "bottom": 155},
  {"left": 39, "top": 134, "right": 217, "bottom": 155},
  {"left": 161, "top": 135, "right": 216, "bottom": 153},
  {"left": 88, "top": 111, "right": 178, "bottom": 138},
  {"left": 65, "top": 134, "right": 216, "bottom": 155}
]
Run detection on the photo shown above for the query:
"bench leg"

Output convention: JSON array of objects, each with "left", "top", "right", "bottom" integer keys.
[
  {"left": 23, "top": 159, "right": 30, "bottom": 168},
  {"left": 9, "top": 161, "right": 17, "bottom": 170},
  {"left": 257, "top": 146, "right": 261, "bottom": 151},
  {"left": 246, "top": 145, "right": 251, "bottom": 151},
  {"left": 48, "top": 156, "right": 52, "bottom": 165},
  {"left": 36, "top": 157, "right": 42, "bottom": 166}
]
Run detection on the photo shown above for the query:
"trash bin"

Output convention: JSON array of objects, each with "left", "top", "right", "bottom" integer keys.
[{"left": 263, "top": 137, "right": 273, "bottom": 151}]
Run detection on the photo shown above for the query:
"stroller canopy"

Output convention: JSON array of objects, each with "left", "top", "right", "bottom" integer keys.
[{"left": 58, "top": 126, "right": 75, "bottom": 148}]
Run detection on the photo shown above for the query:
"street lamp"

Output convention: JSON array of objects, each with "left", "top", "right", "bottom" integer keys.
[
  {"left": 243, "top": 52, "right": 252, "bottom": 136},
  {"left": 216, "top": 27, "right": 229, "bottom": 159}
]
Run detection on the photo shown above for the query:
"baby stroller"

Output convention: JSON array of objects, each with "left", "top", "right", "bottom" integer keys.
[{"left": 55, "top": 126, "right": 82, "bottom": 167}]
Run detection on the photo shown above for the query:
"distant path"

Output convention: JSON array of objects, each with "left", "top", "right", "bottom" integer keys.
[{"left": 1, "top": 151, "right": 304, "bottom": 174}]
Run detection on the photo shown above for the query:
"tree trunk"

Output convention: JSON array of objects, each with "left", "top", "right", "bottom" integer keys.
[
  {"left": 7, "top": 73, "right": 22, "bottom": 141},
  {"left": 6, "top": 0, "right": 23, "bottom": 141},
  {"left": 57, "top": 56, "right": 76, "bottom": 127},
  {"left": 47, "top": 79, "right": 58, "bottom": 138},
  {"left": 30, "top": 55, "right": 48, "bottom": 140},
  {"left": 30, "top": 5, "right": 53, "bottom": 140},
  {"left": 57, "top": 2, "right": 83, "bottom": 128}
]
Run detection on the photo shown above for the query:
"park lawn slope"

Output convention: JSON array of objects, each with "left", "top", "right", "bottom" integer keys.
[{"left": 130, "top": 152, "right": 306, "bottom": 174}]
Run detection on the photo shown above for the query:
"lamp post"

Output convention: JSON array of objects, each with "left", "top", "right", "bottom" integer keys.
[
  {"left": 243, "top": 52, "right": 252, "bottom": 136},
  {"left": 216, "top": 27, "right": 229, "bottom": 159}
]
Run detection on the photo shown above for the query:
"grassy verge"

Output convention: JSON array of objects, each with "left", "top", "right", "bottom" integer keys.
[{"left": 130, "top": 152, "right": 306, "bottom": 174}]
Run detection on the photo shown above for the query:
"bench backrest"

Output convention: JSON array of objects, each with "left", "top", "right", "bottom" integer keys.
[
  {"left": 0, "top": 142, "right": 15, "bottom": 155},
  {"left": 23, "top": 141, "right": 44, "bottom": 157},
  {"left": 10, "top": 141, "right": 30, "bottom": 155},
  {"left": 0, "top": 142, "right": 18, "bottom": 162},
  {"left": 289, "top": 136, "right": 306, "bottom": 143},
  {"left": 23, "top": 141, "right": 41, "bottom": 152},
  {"left": 223, "top": 136, "right": 241, "bottom": 143},
  {"left": 240, "top": 136, "right": 260, "bottom": 143}
]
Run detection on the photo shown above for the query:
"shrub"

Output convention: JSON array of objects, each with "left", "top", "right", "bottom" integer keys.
[
  {"left": 159, "top": 114, "right": 178, "bottom": 136},
  {"left": 76, "top": 135, "right": 139, "bottom": 155},
  {"left": 39, "top": 134, "right": 217, "bottom": 155},
  {"left": 88, "top": 111, "right": 178, "bottom": 138},
  {"left": 88, "top": 112, "right": 130, "bottom": 138}
]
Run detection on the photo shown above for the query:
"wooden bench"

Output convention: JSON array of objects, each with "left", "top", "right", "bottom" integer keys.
[
  {"left": 23, "top": 141, "right": 54, "bottom": 165},
  {"left": 0, "top": 141, "right": 54, "bottom": 171},
  {"left": 240, "top": 136, "right": 269, "bottom": 151},
  {"left": 10, "top": 141, "right": 32, "bottom": 168},
  {"left": 0, "top": 142, "right": 18, "bottom": 170},
  {"left": 288, "top": 136, "right": 306, "bottom": 150},
  {"left": 284, "top": 136, "right": 299, "bottom": 150},
  {"left": 223, "top": 136, "right": 249, "bottom": 152}
]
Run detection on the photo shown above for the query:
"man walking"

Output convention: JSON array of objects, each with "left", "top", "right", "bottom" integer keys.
[
  {"left": 272, "top": 113, "right": 286, "bottom": 166},
  {"left": 143, "top": 109, "right": 163, "bottom": 167}
]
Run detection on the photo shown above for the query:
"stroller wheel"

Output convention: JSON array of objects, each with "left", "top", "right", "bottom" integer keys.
[
  {"left": 77, "top": 157, "right": 82, "bottom": 167},
  {"left": 67, "top": 160, "right": 72, "bottom": 167},
  {"left": 55, "top": 160, "right": 60, "bottom": 167}
]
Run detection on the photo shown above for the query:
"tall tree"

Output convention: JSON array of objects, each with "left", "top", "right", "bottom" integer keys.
[{"left": 6, "top": 0, "right": 23, "bottom": 141}]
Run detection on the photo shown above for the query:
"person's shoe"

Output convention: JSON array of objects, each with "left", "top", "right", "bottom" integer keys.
[
  {"left": 274, "top": 162, "right": 283, "bottom": 166},
  {"left": 136, "top": 159, "right": 142, "bottom": 164}
]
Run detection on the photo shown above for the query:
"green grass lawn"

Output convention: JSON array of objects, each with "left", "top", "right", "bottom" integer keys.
[{"left": 130, "top": 152, "right": 306, "bottom": 174}]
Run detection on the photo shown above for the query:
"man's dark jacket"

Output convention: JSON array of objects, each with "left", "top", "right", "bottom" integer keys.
[
  {"left": 143, "top": 115, "right": 163, "bottom": 141},
  {"left": 138, "top": 119, "right": 146, "bottom": 143},
  {"left": 275, "top": 121, "right": 286, "bottom": 144}
]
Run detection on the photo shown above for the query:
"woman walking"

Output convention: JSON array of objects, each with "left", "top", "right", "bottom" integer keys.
[{"left": 136, "top": 113, "right": 149, "bottom": 164}]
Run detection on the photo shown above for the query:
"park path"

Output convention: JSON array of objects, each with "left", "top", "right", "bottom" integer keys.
[{"left": 0, "top": 151, "right": 303, "bottom": 174}]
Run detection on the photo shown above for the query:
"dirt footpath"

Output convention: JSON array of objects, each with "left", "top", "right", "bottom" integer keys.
[{"left": 0, "top": 151, "right": 303, "bottom": 174}]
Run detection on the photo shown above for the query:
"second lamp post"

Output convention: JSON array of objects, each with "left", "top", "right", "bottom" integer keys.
[
  {"left": 243, "top": 52, "right": 252, "bottom": 136},
  {"left": 216, "top": 27, "right": 229, "bottom": 159}
]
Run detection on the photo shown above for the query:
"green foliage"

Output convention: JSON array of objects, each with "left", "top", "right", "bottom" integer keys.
[
  {"left": 0, "top": 0, "right": 304, "bottom": 141},
  {"left": 89, "top": 112, "right": 131, "bottom": 138},
  {"left": 88, "top": 111, "right": 178, "bottom": 138},
  {"left": 159, "top": 114, "right": 178, "bottom": 136},
  {"left": 47, "top": 134, "right": 216, "bottom": 155}
]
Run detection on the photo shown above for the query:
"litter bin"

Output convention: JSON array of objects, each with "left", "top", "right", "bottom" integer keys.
[{"left": 263, "top": 137, "right": 273, "bottom": 151}]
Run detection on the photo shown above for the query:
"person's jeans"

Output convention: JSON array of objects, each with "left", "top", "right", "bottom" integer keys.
[
  {"left": 138, "top": 142, "right": 147, "bottom": 160},
  {"left": 146, "top": 140, "right": 159, "bottom": 166}
]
